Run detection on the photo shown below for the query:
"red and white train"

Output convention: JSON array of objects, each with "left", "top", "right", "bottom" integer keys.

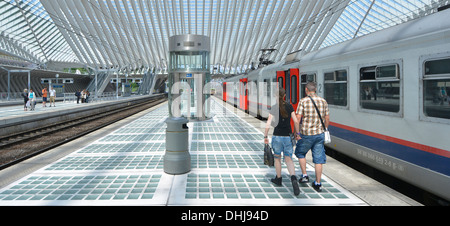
[{"left": 219, "top": 9, "right": 450, "bottom": 202}]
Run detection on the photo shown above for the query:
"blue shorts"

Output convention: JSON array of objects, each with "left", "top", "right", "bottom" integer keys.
[
  {"left": 294, "top": 133, "right": 326, "bottom": 164},
  {"left": 271, "top": 136, "right": 293, "bottom": 159}
]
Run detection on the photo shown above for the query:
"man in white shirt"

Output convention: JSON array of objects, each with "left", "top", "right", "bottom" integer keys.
[{"left": 49, "top": 87, "right": 56, "bottom": 107}]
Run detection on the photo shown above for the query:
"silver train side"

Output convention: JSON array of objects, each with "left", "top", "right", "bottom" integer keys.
[{"left": 220, "top": 10, "right": 450, "bottom": 201}]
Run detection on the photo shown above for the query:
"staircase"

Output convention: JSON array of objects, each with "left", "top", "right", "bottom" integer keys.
[{"left": 86, "top": 71, "right": 114, "bottom": 96}]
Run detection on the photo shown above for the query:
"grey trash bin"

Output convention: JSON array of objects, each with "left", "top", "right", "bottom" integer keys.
[{"left": 164, "top": 117, "right": 191, "bottom": 174}]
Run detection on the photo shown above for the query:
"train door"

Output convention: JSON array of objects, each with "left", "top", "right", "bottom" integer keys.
[
  {"left": 277, "top": 69, "right": 299, "bottom": 133},
  {"left": 239, "top": 79, "right": 243, "bottom": 109},
  {"left": 276, "top": 71, "right": 285, "bottom": 90},
  {"left": 239, "top": 78, "right": 248, "bottom": 111},
  {"left": 223, "top": 82, "right": 227, "bottom": 102},
  {"left": 289, "top": 69, "right": 300, "bottom": 113},
  {"left": 289, "top": 69, "right": 300, "bottom": 133}
]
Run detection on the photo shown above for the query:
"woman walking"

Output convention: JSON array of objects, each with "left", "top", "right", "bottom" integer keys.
[{"left": 264, "top": 88, "right": 301, "bottom": 196}]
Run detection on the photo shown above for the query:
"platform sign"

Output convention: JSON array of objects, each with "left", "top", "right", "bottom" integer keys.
[
  {"left": 122, "top": 83, "right": 131, "bottom": 97},
  {"left": 51, "top": 84, "right": 64, "bottom": 97},
  {"left": 186, "top": 73, "right": 193, "bottom": 78}
]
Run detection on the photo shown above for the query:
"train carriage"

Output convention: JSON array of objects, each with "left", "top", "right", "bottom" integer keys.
[{"left": 221, "top": 9, "right": 450, "bottom": 201}]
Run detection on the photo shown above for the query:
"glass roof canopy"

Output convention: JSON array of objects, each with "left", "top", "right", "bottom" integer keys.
[
  {"left": 0, "top": 0, "right": 76, "bottom": 66},
  {"left": 322, "top": 0, "right": 447, "bottom": 48},
  {"left": 0, "top": 0, "right": 448, "bottom": 74}
]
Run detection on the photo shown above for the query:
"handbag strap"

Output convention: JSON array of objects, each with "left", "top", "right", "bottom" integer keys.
[{"left": 308, "top": 96, "right": 327, "bottom": 131}]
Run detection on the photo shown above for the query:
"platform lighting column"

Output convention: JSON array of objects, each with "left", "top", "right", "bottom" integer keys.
[
  {"left": 95, "top": 71, "right": 98, "bottom": 99},
  {"left": 7, "top": 71, "right": 10, "bottom": 101},
  {"left": 28, "top": 71, "right": 30, "bottom": 92},
  {"left": 116, "top": 72, "right": 119, "bottom": 99}
]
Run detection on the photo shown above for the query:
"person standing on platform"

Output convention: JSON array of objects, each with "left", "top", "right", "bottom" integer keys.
[
  {"left": 28, "top": 89, "right": 36, "bottom": 111},
  {"left": 75, "top": 90, "right": 81, "bottom": 104},
  {"left": 49, "top": 87, "right": 56, "bottom": 107},
  {"left": 295, "top": 82, "right": 330, "bottom": 192},
  {"left": 22, "top": 89, "right": 29, "bottom": 111},
  {"left": 42, "top": 87, "right": 48, "bottom": 107},
  {"left": 85, "top": 90, "right": 90, "bottom": 103},
  {"left": 81, "top": 89, "right": 86, "bottom": 103},
  {"left": 264, "top": 88, "right": 301, "bottom": 196}
]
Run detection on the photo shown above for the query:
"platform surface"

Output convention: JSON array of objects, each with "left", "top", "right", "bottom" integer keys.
[
  {"left": 0, "top": 95, "right": 144, "bottom": 121},
  {"left": 0, "top": 98, "right": 369, "bottom": 206}
]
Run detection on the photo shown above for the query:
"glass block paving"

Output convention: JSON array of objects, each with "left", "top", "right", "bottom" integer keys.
[
  {"left": 0, "top": 100, "right": 367, "bottom": 206},
  {"left": 77, "top": 143, "right": 165, "bottom": 154},
  {"left": 191, "top": 154, "right": 266, "bottom": 169},
  {"left": 113, "top": 127, "right": 166, "bottom": 134},
  {"left": 0, "top": 174, "right": 163, "bottom": 204},
  {"left": 191, "top": 142, "right": 263, "bottom": 152},
  {"left": 45, "top": 155, "right": 164, "bottom": 171},
  {"left": 173, "top": 172, "right": 356, "bottom": 205},
  {"left": 99, "top": 134, "right": 165, "bottom": 142}
]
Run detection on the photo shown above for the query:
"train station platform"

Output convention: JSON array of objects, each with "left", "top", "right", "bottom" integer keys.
[
  {"left": 0, "top": 94, "right": 161, "bottom": 138},
  {"left": 0, "top": 95, "right": 140, "bottom": 121},
  {"left": 0, "top": 97, "right": 421, "bottom": 206}
]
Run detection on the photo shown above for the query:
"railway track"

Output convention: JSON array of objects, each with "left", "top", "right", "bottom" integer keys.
[{"left": 0, "top": 95, "right": 167, "bottom": 170}]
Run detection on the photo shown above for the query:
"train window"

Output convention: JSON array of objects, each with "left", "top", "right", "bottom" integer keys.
[
  {"left": 285, "top": 70, "right": 291, "bottom": 103},
  {"left": 278, "top": 77, "right": 283, "bottom": 88},
  {"left": 336, "top": 70, "right": 347, "bottom": 81},
  {"left": 324, "top": 70, "right": 347, "bottom": 107},
  {"left": 425, "top": 58, "right": 450, "bottom": 75},
  {"left": 360, "top": 67, "right": 376, "bottom": 80},
  {"left": 243, "top": 82, "right": 247, "bottom": 96},
  {"left": 423, "top": 57, "right": 450, "bottom": 120},
  {"left": 265, "top": 79, "right": 272, "bottom": 107},
  {"left": 360, "top": 64, "right": 400, "bottom": 113},
  {"left": 376, "top": 65, "right": 398, "bottom": 78},
  {"left": 291, "top": 75, "right": 297, "bottom": 104},
  {"left": 301, "top": 73, "right": 316, "bottom": 83},
  {"left": 263, "top": 79, "right": 268, "bottom": 97},
  {"left": 300, "top": 73, "right": 316, "bottom": 98},
  {"left": 324, "top": 72, "right": 334, "bottom": 81}
]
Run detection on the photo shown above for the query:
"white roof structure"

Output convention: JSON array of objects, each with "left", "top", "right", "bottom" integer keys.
[{"left": 0, "top": 0, "right": 448, "bottom": 74}]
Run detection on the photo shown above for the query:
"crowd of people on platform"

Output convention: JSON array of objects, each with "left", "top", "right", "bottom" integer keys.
[
  {"left": 20, "top": 87, "right": 91, "bottom": 111},
  {"left": 21, "top": 87, "right": 92, "bottom": 111},
  {"left": 21, "top": 87, "right": 56, "bottom": 111},
  {"left": 75, "top": 89, "right": 90, "bottom": 104}
]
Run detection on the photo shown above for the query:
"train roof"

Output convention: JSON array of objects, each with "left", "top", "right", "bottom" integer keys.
[{"left": 295, "top": 9, "right": 450, "bottom": 64}]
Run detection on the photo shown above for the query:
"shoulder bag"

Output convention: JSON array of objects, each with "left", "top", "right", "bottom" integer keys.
[{"left": 308, "top": 97, "right": 331, "bottom": 144}]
